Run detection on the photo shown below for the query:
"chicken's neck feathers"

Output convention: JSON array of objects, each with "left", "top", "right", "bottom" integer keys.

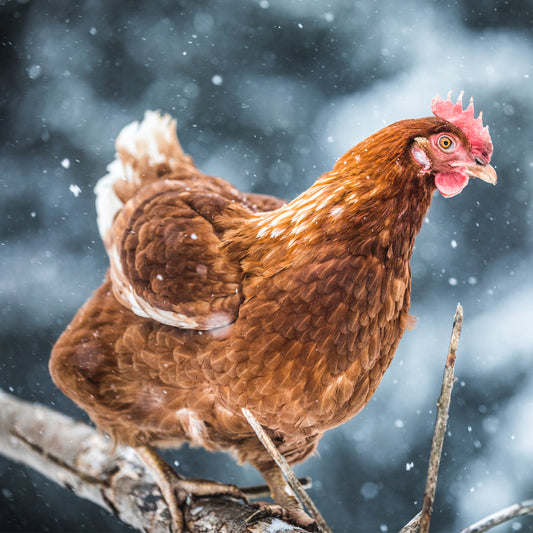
[{"left": 249, "top": 159, "right": 432, "bottom": 264}]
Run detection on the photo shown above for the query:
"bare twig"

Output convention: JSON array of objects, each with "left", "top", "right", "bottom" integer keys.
[
  {"left": 457, "top": 499, "right": 533, "bottom": 533},
  {"left": 419, "top": 303, "right": 463, "bottom": 533},
  {"left": 0, "top": 390, "right": 308, "bottom": 533},
  {"left": 242, "top": 407, "right": 333, "bottom": 533},
  {"left": 398, "top": 511, "right": 421, "bottom": 533}
]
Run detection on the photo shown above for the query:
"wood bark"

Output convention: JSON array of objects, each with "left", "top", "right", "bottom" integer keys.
[{"left": 0, "top": 390, "right": 306, "bottom": 533}]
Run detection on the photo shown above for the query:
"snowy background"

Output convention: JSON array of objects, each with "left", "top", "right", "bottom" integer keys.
[{"left": 1, "top": 0, "right": 532, "bottom": 531}]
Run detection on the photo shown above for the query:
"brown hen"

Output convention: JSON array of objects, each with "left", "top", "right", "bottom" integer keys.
[{"left": 50, "top": 93, "right": 496, "bottom": 528}]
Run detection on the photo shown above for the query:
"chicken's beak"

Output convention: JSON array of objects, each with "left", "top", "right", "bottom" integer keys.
[{"left": 464, "top": 162, "right": 497, "bottom": 185}]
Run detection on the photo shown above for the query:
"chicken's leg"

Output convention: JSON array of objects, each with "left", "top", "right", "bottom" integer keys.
[
  {"left": 253, "top": 465, "right": 316, "bottom": 529},
  {"left": 135, "top": 445, "right": 246, "bottom": 533}
]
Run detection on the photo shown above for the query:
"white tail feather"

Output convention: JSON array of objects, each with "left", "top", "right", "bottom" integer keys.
[
  {"left": 95, "top": 110, "right": 184, "bottom": 243},
  {"left": 116, "top": 111, "right": 179, "bottom": 177}
]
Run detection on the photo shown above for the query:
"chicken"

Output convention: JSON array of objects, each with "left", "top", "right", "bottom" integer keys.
[{"left": 50, "top": 93, "right": 496, "bottom": 529}]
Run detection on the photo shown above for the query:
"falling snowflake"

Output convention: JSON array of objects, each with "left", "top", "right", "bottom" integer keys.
[{"left": 69, "top": 184, "right": 81, "bottom": 197}]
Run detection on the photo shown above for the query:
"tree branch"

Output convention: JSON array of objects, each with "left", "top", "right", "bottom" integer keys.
[
  {"left": 0, "top": 390, "right": 307, "bottom": 533},
  {"left": 397, "top": 305, "right": 533, "bottom": 533},
  {"left": 457, "top": 499, "right": 533, "bottom": 533},
  {"left": 419, "top": 303, "right": 463, "bottom": 533}
]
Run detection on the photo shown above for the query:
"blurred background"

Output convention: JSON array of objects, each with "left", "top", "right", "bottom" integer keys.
[{"left": 1, "top": 0, "right": 532, "bottom": 531}]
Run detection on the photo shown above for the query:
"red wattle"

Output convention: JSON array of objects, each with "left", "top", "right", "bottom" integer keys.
[{"left": 434, "top": 171, "right": 469, "bottom": 198}]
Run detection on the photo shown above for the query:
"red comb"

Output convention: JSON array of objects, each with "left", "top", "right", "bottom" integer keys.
[{"left": 432, "top": 91, "right": 493, "bottom": 159}]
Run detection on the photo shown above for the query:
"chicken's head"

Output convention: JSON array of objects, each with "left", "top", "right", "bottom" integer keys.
[{"left": 411, "top": 92, "right": 496, "bottom": 198}]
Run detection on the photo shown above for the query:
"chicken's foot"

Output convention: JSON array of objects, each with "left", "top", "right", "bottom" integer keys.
[
  {"left": 247, "top": 466, "right": 317, "bottom": 531},
  {"left": 242, "top": 407, "right": 330, "bottom": 532},
  {"left": 135, "top": 445, "right": 246, "bottom": 533}
]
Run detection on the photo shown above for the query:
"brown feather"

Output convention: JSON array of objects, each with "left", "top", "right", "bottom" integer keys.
[{"left": 51, "top": 113, "right": 483, "bottom": 477}]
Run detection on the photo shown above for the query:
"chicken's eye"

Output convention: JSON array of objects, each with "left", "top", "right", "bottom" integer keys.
[{"left": 438, "top": 135, "right": 455, "bottom": 152}]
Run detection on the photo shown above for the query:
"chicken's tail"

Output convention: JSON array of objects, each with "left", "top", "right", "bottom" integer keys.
[{"left": 95, "top": 110, "right": 197, "bottom": 243}]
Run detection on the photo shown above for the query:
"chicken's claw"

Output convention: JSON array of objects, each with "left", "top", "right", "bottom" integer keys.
[
  {"left": 135, "top": 445, "right": 247, "bottom": 533},
  {"left": 247, "top": 502, "right": 318, "bottom": 531}
]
